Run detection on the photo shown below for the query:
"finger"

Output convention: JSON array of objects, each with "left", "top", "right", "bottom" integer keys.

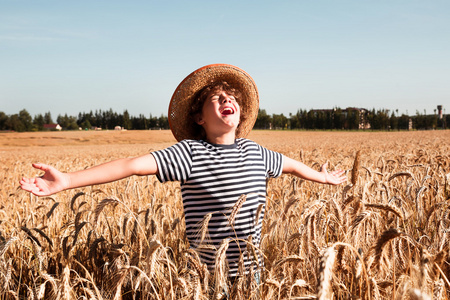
[
  {"left": 20, "top": 182, "right": 38, "bottom": 193},
  {"left": 20, "top": 177, "right": 31, "bottom": 184},
  {"left": 330, "top": 172, "right": 347, "bottom": 184},
  {"left": 32, "top": 163, "right": 48, "bottom": 171},
  {"left": 338, "top": 174, "right": 347, "bottom": 182},
  {"left": 20, "top": 183, "right": 32, "bottom": 191},
  {"left": 22, "top": 184, "right": 47, "bottom": 196},
  {"left": 330, "top": 170, "right": 345, "bottom": 176},
  {"left": 20, "top": 176, "right": 36, "bottom": 186}
]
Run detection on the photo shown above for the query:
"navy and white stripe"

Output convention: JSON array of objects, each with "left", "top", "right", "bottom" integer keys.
[{"left": 152, "top": 138, "right": 283, "bottom": 276}]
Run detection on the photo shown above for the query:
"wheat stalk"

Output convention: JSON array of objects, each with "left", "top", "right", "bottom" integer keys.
[
  {"left": 317, "top": 246, "right": 336, "bottom": 300},
  {"left": 351, "top": 150, "right": 361, "bottom": 186},
  {"left": 93, "top": 198, "right": 119, "bottom": 226},
  {"left": 228, "top": 194, "right": 247, "bottom": 227},
  {"left": 147, "top": 238, "right": 163, "bottom": 278},
  {"left": 113, "top": 266, "right": 130, "bottom": 300},
  {"left": 213, "top": 238, "right": 230, "bottom": 300},
  {"left": 370, "top": 277, "right": 381, "bottom": 300},
  {"left": 364, "top": 203, "right": 403, "bottom": 219},
  {"left": 282, "top": 197, "right": 298, "bottom": 220},
  {"left": 0, "top": 236, "right": 18, "bottom": 257},
  {"left": 432, "top": 278, "right": 444, "bottom": 300},
  {"left": 72, "top": 221, "right": 88, "bottom": 248},
  {"left": 254, "top": 203, "right": 264, "bottom": 227},
  {"left": 388, "top": 171, "right": 413, "bottom": 181},
  {"left": 274, "top": 255, "right": 304, "bottom": 270},
  {"left": 69, "top": 191, "right": 85, "bottom": 212},
  {"left": 46, "top": 202, "right": 60, "bottom": 219},
  {"left": 2, "top": 258, "right": 12, "bottom": 291},
  {"left": 445, "top": 173, "right": 450, "bottom": 200},
  {"left": 185, "top": 249, "right": 206, "bottom": 286},
  {"left": 21, "top": 226, "right": 41, "bottom": 247},
  {"left": 55, "top": 264, "right": 73, "bottom": 300},
  {"left": 198, "top": 212, "right": 212, "bottom": 245},
  {"left": 371, "top": 228, "right": 402, "bottom": 272}
]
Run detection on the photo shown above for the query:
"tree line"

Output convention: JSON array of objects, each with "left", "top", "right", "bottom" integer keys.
[
  {"left": 0, "top": 109, "right": 170, "bottom": 132},
  {"left": 255, "top": 108, "right": 448, "bottom": 131},
  {"left": 0, "top": 107, "right": 447, "bottom": 132}
]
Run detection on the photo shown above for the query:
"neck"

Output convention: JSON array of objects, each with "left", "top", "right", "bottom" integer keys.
[{"left": 205, "top": 131, "right": 236, "bottom": 145}]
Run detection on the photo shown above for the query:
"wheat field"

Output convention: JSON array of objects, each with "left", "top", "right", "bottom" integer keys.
[{"left": 1, "top": 129, "right": 449, "bottom": 299}]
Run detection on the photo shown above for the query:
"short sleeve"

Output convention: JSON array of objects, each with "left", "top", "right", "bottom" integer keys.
[
  {"left": 151, "top": 140, "right": 193, "bottom": 183},
  {"left": 257, "top": 144, "right": 284, "bottom": 178}
]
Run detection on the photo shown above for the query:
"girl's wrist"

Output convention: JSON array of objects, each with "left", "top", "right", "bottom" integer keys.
[
  {"left": 63, "top": 172, "right": 72, "bottom": 191},
  {"left": 322, "top": 172, "right": 328, "bottom": 184}
]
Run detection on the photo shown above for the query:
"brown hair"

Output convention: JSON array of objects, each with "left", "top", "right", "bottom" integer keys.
[{"left": 189, "top": 81, "right": 244, "bottom": 140}]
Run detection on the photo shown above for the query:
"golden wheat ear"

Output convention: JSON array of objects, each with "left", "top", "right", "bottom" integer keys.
[
  {"left": 371, "top": 228, "right": 402, "bottom": 272},
  {"left": 228, "top": 194, "right": 247, "bottom": 228},
  {"left": 351, "top": 150, "right": 361, "bottom": 186},
  {"left": 317, "top": 246, "right": 336, "bottom": 300},
  {"left": 213, "top": 238, "right": 230, "bottom": 300}
]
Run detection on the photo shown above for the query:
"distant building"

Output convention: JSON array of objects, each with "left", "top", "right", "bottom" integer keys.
[
  {"left": 355, "top": 108, "right": 370, "bottom": 129},
  {"left": 43, "top": 124, "right": 62, "bottom": 131},
  {"left": 437, "top": 105, "right": 443, "bottom": 119},
  {"left": 310, "top": 107, "right": 371, "bottom": 129}
]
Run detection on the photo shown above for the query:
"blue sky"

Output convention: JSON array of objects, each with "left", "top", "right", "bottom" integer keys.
[{"left": 1, "top": 1, "right": 449, "bottom": 118}]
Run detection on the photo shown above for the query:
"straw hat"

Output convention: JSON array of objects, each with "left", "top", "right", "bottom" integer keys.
[{"left": 168, "top": 64, "right": 259, "bottom": 142}]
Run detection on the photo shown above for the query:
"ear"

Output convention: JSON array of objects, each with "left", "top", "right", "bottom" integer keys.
[{"left": 194, "top": 113, "right": 205, "bottom": 125}]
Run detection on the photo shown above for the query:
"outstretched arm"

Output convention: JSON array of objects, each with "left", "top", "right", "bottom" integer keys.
[
  {"left": 20, "top": 154, "right": 158, "bottom": 196},
  {"left": 282, "top": 156, "right": 346, "bottom": 185}
]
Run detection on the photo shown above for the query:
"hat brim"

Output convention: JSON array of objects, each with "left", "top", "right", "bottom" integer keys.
[{"left": 168, "top": 64, "right": 259, "bottom": 142}]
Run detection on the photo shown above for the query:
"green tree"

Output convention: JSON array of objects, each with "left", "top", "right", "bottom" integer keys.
[
  {"left": 272, "top": 113, "right": 288, "bottom": 130},
  {"left": 158, "top": 115, "right": 169, "bottom": 129},
  {"left": 389, "top": 112, "right": 398, "bottom": 130},
  {"left": 81, "top": 119, "right": 91, "bottom": 130},
  {"left": 122, "top": 110, "right": 132, "bottom": 130},
  {"left": 44, "top": 112, "right": 53, "bottom": 124},
  {"left": 0, "top": 112, "right": 8, "bottom": 130},
  {"left": 33, "top": 114, "right": 45, "bottom": 131},
  {"left": 398, "top": 114, "right": 410, "bottom": 130},
  {"left": 332, "top": 108, "right": 344, "bottom": 129},
  {"left": 57, "top": 114, "right": 68, "bottom": 129},
  {"left": 19, "top": 109, "right": 33, "bottom": 131},
  {"left": 67, "top": 116, "right": 79, "bottom": 130},
  {"left": 345, "top": 109, "right": 359, "bottom": 130},
  {"left": 6, "top": 114, "right": 25, "bottom": 131},
  {"left": 57, "top": 114, "right": 79, "bottom": 130},
  {"left": 255, "top": 109, "right": 272, "bottom": 129},
  {"left": 289, "top": 110, "right": 303, "bottom": 129},
  {"left": 148, "top": 114, "right": 158, "bottom": 128},
  {"left": 131, "top": 114, "right": 149, "bottom": 129}
]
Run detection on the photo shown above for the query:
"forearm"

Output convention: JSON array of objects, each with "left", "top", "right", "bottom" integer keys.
[
  {"left": 67, "top": 158, "right": 130, "bottom": 189},
  {"left": 282, "top": 156, "right": 326, "bottom": 183},
  {"left": 66, "top": 154, "right": 157, "bottom": 190}
]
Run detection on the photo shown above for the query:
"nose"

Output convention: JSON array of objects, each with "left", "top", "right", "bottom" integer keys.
[{"left": 221, "top": 93, "right": 232, "bottom": 103}]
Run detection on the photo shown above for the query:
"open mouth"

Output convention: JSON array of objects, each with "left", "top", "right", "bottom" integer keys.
[{"left": 221, "top": 107, "right": 235, "bottom": 115}]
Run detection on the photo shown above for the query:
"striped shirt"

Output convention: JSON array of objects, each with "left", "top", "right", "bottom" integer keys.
[{"left": 152, "top": 138, "right": 284, "bottom": 276}]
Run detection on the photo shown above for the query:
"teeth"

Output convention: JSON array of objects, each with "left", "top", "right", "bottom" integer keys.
[{"left": 222, "top": 107, "right": 234, "bottom": 114}]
